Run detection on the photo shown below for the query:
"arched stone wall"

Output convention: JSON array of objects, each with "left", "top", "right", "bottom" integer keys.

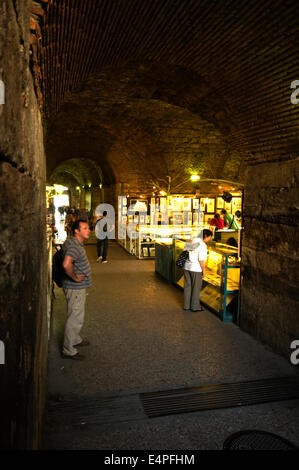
[{"left": 0, "top": 0, "right": 47, "bottom": 449}]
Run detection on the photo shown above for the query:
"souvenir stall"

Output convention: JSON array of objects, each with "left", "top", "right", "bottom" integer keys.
[
  {"left": 152, "top": 184, "right": 243, "bottom": 322},
  {"left": 118, "top": 194, "right": 205, "bottom": 259},
  {"left": 172, "top": 239, "right": 241, "bottom": 322}
]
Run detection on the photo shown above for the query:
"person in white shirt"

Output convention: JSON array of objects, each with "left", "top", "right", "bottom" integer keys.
[{"left": 183, "top": 229, "right": 213, "bottom": 311}]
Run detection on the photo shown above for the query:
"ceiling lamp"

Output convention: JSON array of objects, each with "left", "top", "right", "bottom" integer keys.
[
  {"left": 190, "top": 174, "right": 200, "bottom": 182},
  {"left": 222, "top": 191, "right": 233, "bottom": 203}
]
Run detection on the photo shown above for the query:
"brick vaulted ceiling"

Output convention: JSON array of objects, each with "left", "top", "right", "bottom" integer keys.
[{"left": 29, "top": 0, "right": 299, "bottom": 189}]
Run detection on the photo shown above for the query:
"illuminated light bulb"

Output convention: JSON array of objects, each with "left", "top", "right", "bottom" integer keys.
[
  {"left": 218, "top": 186, "right": 222, "bottom": 189},
  {"left": 190, "top": 175, "right": 200, "bottom": 182},
  {"left": 160, "top": 191, "right": 166, "bottom": 196}
]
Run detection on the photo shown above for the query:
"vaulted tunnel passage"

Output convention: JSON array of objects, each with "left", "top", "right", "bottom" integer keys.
[
  {"left": 46, "top": 64, "right": 245, "bottom": 195},
  {"left": 0, "top": 0, "right": 298, "bottom": 449}
]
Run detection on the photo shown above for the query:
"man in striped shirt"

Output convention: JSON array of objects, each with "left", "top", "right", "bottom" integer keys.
[{"left": 61, "top": 220, "right": 91, "bottom": 360}]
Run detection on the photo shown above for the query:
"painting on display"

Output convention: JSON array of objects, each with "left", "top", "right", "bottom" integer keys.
[
  {"left": 173, "top": 212, "right": 182, "bottom": 225},
  {"left": 149, "top": 247, "right": 155, "bottom": 257},
  {"left": 172, "top": 198, "right": 182, "bottom": 211},
  {"left": 217, "top": 197, "right": 224, "bottom": 209},
  {"left": 183, "top": 198, "right": 191, "bottom": 212},
  {"left": 200, "top": 198, "right": 215, "bottom": 212},
  {"left": 142, "top": 247, "right": 148, "bottom": 257},
  {"left": 232, "top": 197, "right": 242, "bottom": 212},
  {"left": 225, "top": 201, "right": 232, "bottom": 212},
  {"left": 160, "top": 197, "right": 167, "bottom": 212}
]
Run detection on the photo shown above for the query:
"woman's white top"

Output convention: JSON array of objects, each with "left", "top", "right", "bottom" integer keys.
[{"left": 183, "top": 237, "right": 208, "bottom": 273}]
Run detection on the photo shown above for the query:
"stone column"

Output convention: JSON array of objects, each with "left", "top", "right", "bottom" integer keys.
[{"left": 240, "top": 159, "right": 299, "bottom": 358}]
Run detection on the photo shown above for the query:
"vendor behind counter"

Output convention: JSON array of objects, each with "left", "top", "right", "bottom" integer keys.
[
  {"left": 221, "top": 209, "right": 240, "bottom": 231},
  {"left": 208, "top": 210, "right": 241, "bottom": 248}
]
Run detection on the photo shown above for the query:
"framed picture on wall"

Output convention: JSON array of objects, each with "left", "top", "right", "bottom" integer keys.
[
  {"left": 225, "top": 201, "right": 232, "bottom": 212},
  {"left": 160, "top": 197, "right": 167, "bottom": 212},
  {"left": 207, "top": 198, "right": 215, "bottom": 213},
  {"left": 217, "top": 197, "right": 224, "bottom": 209},
  {"left": 183, "top": 198, "right": 191, "bottom": 211},
  {"left": 149, "top": 247, "right": 155, "bottom": 257},
  {"left": 142, "top": 247, "right": 148, "bottom": 257},
  {"left": 232, "top": 197, "right": 242, "bottom": 212},
  {"left": 172, "top": 198, "right": 182, "bottom": 211},
  {"left": 173, "top": 212, "right": 182, "bottom": 225}
]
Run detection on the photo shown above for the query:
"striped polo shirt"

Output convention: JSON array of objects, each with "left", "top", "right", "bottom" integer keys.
[{"left": 62, "top": 237, "right": 91, "bottom": 289}]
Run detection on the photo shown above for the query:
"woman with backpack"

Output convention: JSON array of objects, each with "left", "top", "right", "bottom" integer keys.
[{"left": 183, "top": 229, "right": 213, "bottom": 312}]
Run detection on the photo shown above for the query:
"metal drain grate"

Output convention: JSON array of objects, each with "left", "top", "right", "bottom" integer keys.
[
  {"left": 140, "top": 376, "right": 299, "bottom": 418},
  {"left": 223, "top": 430, "right": 298, "bottom": 450}
]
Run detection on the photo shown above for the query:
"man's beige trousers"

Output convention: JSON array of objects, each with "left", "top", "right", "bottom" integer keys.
[{"left": 63, "top": 288, "right": 86, "bottom": 356}]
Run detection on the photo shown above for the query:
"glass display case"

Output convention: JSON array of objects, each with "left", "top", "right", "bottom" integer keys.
[
  {"left": 155, "top": 238, "right": 173, "bottom": 282},
  {"left": 135, "top": 233, "right": 156, "bottom": 259},
  {"left": 173, "top": 239, "right": 241, "bottom": 322}
]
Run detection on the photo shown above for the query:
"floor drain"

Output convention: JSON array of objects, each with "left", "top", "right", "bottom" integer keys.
[
  {"left": 140, "top": 376, "right": 299, "bottom": 418},
  {"left": 223, "top": 430, "right": 298, "bottom": 450}
]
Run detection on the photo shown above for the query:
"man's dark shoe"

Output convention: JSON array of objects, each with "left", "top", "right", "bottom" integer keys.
[
  {"left": 61, "top": 352, "right": 85, "bottom": 360},
  {"left": 74, "top": 338, "right": 90, "bottom": 347}
]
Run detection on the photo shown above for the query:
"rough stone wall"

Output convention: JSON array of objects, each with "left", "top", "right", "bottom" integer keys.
[
  {"left": 0, "top": 0, "right": 47, "bottom": 449},
  {"left": 241, "top": 160, "right": 299, "bottom": 358}
]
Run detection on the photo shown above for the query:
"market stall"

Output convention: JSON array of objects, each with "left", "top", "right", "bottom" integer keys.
[
  {"left": 118, "top": 194, "right": 205, "bottom": 259},
  {"left": 118, "top": 189, "right": 243, "bottom": 260},
  {"left": 172, "top": 238, "right": 241, "bottom": 322}
]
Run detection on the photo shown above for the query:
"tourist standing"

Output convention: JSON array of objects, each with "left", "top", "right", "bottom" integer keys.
[
  {"left": 61, "top": 219, "right": 91, "bottom": 360},
  {"left": 183, "top": 229, "right": 213, "bottom": 312}
]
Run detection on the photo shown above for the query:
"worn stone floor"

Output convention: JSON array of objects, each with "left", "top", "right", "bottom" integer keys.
[{"left": 43, "top": 242, "right": 299, "bottom": 450}]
